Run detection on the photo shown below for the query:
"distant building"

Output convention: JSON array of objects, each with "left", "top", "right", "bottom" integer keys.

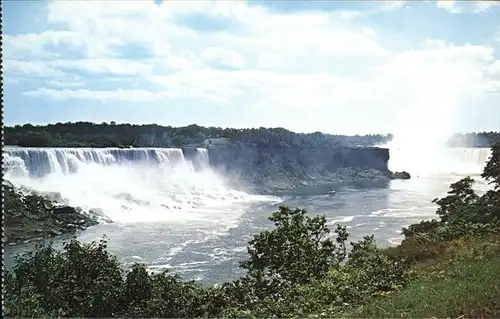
[{"left": 204, "top": 138, "right": 230, "bottom": 147}]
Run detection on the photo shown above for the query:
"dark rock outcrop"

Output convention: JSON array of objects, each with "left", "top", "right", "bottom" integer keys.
[
  {"left": 390, "top": 171, "right": 411, "bottom": 180},
  {"left": 4, "top": 180, "right": 100, "bottom": 245},
  {"left": 181, "top": 146, "right": 199, "bottom": 161}
]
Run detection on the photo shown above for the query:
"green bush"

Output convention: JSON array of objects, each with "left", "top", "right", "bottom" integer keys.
[
  {"left": 4, "top": 238, "right": 123, "bottom": 317},
  {"left": 240, "top": 206, "right": 348, "bottom": 286}
]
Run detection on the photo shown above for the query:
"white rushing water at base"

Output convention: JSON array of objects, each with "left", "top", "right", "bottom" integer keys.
[{"left": 4, "top": 147, "right": 280, "bottom": 224}]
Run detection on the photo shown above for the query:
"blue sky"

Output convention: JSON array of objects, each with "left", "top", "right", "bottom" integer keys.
[{"left": 4, "top": 0, "right": 500, "bottom": 134}]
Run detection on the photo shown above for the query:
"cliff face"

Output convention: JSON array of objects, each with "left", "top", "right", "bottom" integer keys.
[
  {"left": 205, "top": 146, "right": 390, "bottom": 190},
  {"left": 207, "top": 146, "right": 389, "bottom": 172}
]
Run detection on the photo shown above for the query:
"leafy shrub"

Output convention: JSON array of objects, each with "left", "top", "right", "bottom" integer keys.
[
  {"left": 240, "top": 206, "right": 348, "bottom": 286},
  {"left": 482, "top": 141, "right": 500, "bottom": 189},
  {"left": 226, "top": 211, "right": 409, "bottom": 318},
  {"left": 4, "top": 238, "right": 123, "bottom": 317}
]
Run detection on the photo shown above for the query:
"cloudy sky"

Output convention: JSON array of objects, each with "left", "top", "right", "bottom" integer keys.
[{"left": 4, "top": 0, "right": 500, "bottom": 134}]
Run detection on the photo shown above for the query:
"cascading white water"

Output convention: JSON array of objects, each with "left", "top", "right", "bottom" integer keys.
[
  {"left": 449, "top": 147, "right": 492, "bottom": 174},
  {"left": 195, "top": 148, "right": 210, "bottom": 168},
  {"left": 5, "top": 147, "right": 187, "bottom": 177},
  {"left": 387, "top": 146, "right": 491, "bottom": 177},
  {"left": 4, "top": 147, "right": 278, "bottom": 224}
]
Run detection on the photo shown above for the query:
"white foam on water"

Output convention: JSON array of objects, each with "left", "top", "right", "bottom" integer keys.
[
  {"left": 327, "top": 215, "right": 355, "bottom": 225},
  {"left": 369, "top": 206, "right": 437, "bottom": 218},
  {"left": 387, "top": 236, "right": 403, "bottom": 246},
  {"left": 3, "top": 147, "right": 281, "bottom": 225}
]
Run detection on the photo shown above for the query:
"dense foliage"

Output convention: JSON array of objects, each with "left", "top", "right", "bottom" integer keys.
[
  {"left": 4, "top": 121, "right": 392, "bottom": 148},
  {"left": 5, "top": 122, "right": 499, "bottom": 149},
  {"left": 4, "top": 142, "right": 500, "bottom": 318}
]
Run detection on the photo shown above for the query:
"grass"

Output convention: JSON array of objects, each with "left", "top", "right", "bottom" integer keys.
[
  {"left": 384, "top": 231, "right": 500, "bottom": 266},
  {"left": 342, "top": 234, "right": 500, "bottom": 318}
]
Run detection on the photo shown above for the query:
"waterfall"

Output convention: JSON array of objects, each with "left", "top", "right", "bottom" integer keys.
[
  {"left": 3, "top": 146, "right": 279, "bottom": 224},
  {"left": 195, "top": 148, "right": 210, "bottom": 168},
  {"left": 4, "top": 147, "right": 199, "bottom": 178},
  {"left": 387, "top": 146, "right": 491, "bottom": 176},
  {"left": 453, "top": 147, "right": 491, "bottom": 166}
]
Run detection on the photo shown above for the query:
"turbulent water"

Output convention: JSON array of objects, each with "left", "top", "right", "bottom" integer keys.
[
  {"left": 3, "top": 146, "right": 492, "bottom": 284},
  {"left": 4, "top": 147, "right": 278, "bottom": 223}
]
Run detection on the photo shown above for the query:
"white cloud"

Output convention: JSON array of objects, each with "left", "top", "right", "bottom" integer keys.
[
  {"left": 490, "top": 60, "right": 500, "bottom": 77},
  {"left": 47, "top": 80, "right": 86, "bottom": 88},
  {"left": 4, "top": 0, "right": 500, "bottom": 133},
  {"left": 474, "top": 1, "right": 500, "bottom": 13},
  {"left": 436, "top": 1, "right": 463, "bottom": 14},
  {"left": 337, "top": 0, "right": 406, "bottom": 19},
  {"left": 4, "top": 58, "right": 154, "bottom": 79},
  {"left": 4, "top": 59, "right": 66, "bottom": 77},
  {"left": 51, "top": 59, "right": 154, "bottom": 76},
  {"left": 4, "top": 31, "right": 80, "bottom": 60},
  {"left": 436, "top": 0, "right": 500, "bottom": 14},
  {"left": 200, "top": 47, "right": 246, "bottom": 70},
  {"left": 379, "top": 0, "right": 407, "bottom": 12},
  {"left": 23, "top": 88, "right": 168, "bottom": 102}
]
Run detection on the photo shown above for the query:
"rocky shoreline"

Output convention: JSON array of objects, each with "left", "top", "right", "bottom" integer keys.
[
  {"left": 4, "top": 180, "right": 105, "bottom": 246},
  {"left": 226, "top": 167, "right": 411, "bottom": 193},
  {"left": 3, "top": 166, "right": 410, "bottom": 245}
]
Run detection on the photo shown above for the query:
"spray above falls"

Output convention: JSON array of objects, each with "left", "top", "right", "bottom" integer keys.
[{"left": 4, "top": 147, "right": 278, "bottom": 224}]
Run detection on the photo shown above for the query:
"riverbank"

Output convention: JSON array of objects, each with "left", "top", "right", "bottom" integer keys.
[
  {"left": 344, "top": 233, "right": 500, "bottom": 318},
  {"left": 4, "top": 180, "right": 103, "bottom": 246},
  {"left": 224, "top": 166, "right": 410, "bottom": 194}
]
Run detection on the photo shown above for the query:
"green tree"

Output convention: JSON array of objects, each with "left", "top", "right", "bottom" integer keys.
[
  {"left": 123, "top": 264, "right": 153, "bottom": 310},
  {"left": 482, "top": 142, "right": 500, "bottom": 189},
  {"left": 478, "top": 142, "right": 500, "bottom": 222},
  {"left": 5, "top": 238, "right": 124, "bottom": 317},
  {"left": 432, "top": 177, "right": 480, "bottom": 224},
  {"left": 240, "top": 206, "right": 348, "bottom": 288},
  {"left": 4, "top": 121, "right": 396, "bottom": 148}
]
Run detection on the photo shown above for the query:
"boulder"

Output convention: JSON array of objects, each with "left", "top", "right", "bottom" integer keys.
[
  {"left": 390, "top": 171, "right": 411, "bottom": 180},
  {"left": 4, "top": 181, "right": 100, "bottom": 245},
  {"left": 53, "top": 205, "right": 80, "bottom": 216}
]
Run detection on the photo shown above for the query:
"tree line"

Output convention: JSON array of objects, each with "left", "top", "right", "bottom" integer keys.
[
  {"left": 5, "top": 122, "right": 498, "bottom": 149},
  {"left": 5, "top": 122, "right": 391, "bottom": 148}
]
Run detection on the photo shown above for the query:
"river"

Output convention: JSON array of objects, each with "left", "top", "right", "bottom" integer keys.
[{"left": 3, "top": 146, "right": 491, "bottom": 284}]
